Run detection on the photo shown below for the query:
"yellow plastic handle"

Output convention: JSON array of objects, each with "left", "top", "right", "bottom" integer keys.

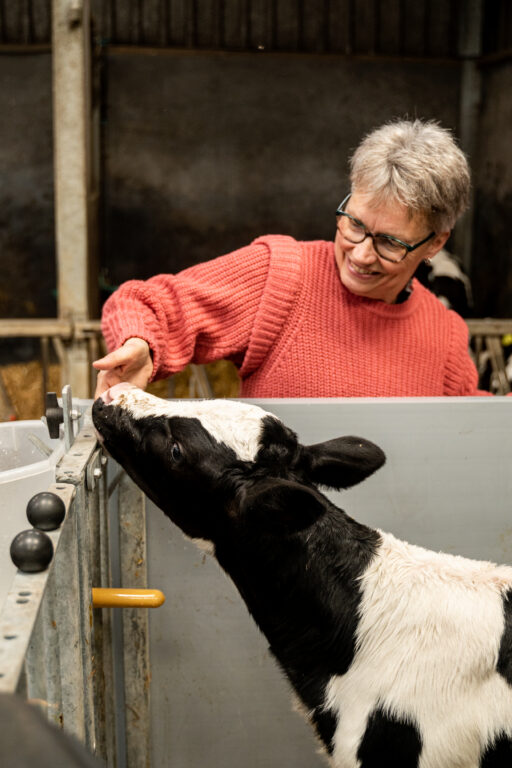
[{"left": 92, "top": 588, "right": 166, "bottom": 608}]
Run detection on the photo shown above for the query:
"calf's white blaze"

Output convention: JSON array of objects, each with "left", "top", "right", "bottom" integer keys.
[
  {"left": 110, "top": 390, "right": 270, "bottom": 462},
  {"left": 326, "top": 531, "right": 512, "bottom": 767}
]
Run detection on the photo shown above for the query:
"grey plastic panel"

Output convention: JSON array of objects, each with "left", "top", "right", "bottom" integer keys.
[{"left": 147, "top": 398, "right": 512, "bottom": 767}]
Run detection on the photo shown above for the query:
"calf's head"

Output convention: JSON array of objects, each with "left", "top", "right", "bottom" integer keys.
[{"left": 92, "top": 384, "right": 385, "bottom": 541}]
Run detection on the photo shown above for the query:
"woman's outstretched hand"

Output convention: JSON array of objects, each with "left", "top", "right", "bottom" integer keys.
[{"left": 93, "top": 338, "right": 154, "bottom": 399}]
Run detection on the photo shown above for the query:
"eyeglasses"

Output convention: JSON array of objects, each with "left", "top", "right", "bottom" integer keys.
[{"left": 335, "top": 194, "right": 435, "bottom": 263}]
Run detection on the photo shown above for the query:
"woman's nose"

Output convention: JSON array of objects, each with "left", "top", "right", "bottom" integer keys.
[{"left": 350, "top": 236, "right": 378, "bottom": 264}]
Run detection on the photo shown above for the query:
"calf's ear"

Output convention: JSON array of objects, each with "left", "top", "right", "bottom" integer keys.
[
  {"left": 299, "top": 436, "right": 385, "bottom": 490},
  {"left": 241, "top": 478, "right": 327, "bottom": 536}
]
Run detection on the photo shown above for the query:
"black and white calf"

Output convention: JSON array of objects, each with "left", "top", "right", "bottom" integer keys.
[{"left": 92, "top": 385, "right": 512, "bottom": 768}]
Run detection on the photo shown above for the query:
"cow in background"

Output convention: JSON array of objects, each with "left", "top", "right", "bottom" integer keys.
[{"left": 415, "top": 247, "right": 472, "bottom": 316}]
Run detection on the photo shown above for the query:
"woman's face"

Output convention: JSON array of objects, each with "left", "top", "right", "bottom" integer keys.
[{"left": 334, "top": 190, "right": 448, "bottom": 304}]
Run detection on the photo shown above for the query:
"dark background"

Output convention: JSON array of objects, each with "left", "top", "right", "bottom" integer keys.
[{"left": 1, "top": 0, "right": 511, "bottom": 320}]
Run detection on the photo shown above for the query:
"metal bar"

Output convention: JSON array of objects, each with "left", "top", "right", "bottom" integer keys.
[
  {"left": 486, "top": 336, "right": 511, "bottom": 395},
  {"left": 87, "top": 447, "right": 111, "bottom": 764},
  {"left": 41, "top": 569, "right": 63, "bottom": 730},
  {"left": 0, "top": 318, "right": 102, "bottom": 337},
  {"left": 52, "top": 0, "right": 98, "bottom": 397},
  {"left": 0, "top": 319, "right": 73, "bottom": 337},
  {"left": 479, "top": 48, "right": 512, "bottom": 66},
  {"left": 62, "top": 384, "right": 79, "bottom": 451},
  {"left": 40, "top": 336, "right": 50, "bottom": 414},
  {"left": 52, "top": 483, "right": 87, "bottom": 741},
  {"left": 56, "top": 415, "right": 101, "bottom": 752},
  {"left": 466, "top": 320, "right": 512, "bottom": 335},
  {"left": 118, "top": 473, "right": 151, "bottom": 768},
  {"left": 24, "top": 607, "right": 47, "bottom": 706},
  {"left": 52, "top": 335, "right": 70, "bottom": 391},
  {"left": 88, "top": 333, "right": 100, "bottom": 398},
  {"left": 95, "top": 457, "right": 117, "bottom": 767}
]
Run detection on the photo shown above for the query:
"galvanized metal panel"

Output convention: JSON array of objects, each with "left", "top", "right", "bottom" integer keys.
[
  {"left": 0, "top": 482, "right": 75, "bottom": 694},
  {"left": 56, "top": 417, "right": 106, "bottom": 752},
  {"left": 118, "top": 473, "right": 151, "bottom": 768},
  {"left": 147, "top": 398, "right": 512, "bottom": 768}
]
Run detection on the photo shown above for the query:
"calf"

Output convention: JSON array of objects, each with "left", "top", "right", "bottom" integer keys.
[
  {"left": 415, "top": 247, "right": 472, "bottom": 316},
  {"left": 92, "top": 385, "right": 512, "bottom": 768}
]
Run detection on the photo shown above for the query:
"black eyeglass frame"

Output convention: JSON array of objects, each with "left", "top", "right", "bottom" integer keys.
[{"left": 335, "top": 193, "right": 435, "bottom": 263}]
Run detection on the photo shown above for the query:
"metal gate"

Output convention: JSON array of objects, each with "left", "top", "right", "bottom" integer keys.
[{"left": 0, "top": 399, "right": 154, "bottom": 767}]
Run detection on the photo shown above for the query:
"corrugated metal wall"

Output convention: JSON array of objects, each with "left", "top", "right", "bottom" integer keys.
[
  {"left": 482, "top": 0, "right": 512, "bottom": 55},
  {"left": 2, "top": 0, "right": 507, "bottom": 58},
  {"left": 2, "top": 2, "right": 511, "bottom": 57},
  {"left": 91, "top": 0, "right": 460, "bottom": 58},
  {"left": 1, "top": 1, "right": 511, "bottom": 316},
  {"left": 0, "top": 0, "right": 51, "bottom": 44}
]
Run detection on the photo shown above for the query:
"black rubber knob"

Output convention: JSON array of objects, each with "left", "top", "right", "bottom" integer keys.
[
  {"left": 26, "top": 492, "right": 66, "bottom": 531},
  {"left": 10, "top": 529, "right": 54, "bottom": 573},
  {"left": 45, "top": 392, "right": 63, "bottom": 439}
]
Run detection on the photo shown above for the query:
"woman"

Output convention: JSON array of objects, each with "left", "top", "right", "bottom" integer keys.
[{"left": 94, "top": 119, "right": 490, "bottom": 398}]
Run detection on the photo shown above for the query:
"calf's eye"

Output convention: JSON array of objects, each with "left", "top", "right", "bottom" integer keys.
[{"left": 171, "top": 443, "right": 182, "bottom": 461}]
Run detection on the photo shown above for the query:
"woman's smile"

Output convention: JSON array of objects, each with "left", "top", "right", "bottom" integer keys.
[{"left": 346, "top": 257, "right": 381, "bottom": 278}]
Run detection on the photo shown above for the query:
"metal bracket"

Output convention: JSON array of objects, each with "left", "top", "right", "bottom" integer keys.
[
  {"left": 45, "top": 385, "right": 82, "bottom": 451},
  {"left": 67, "top": 0, "right": 83, "bottom": 28},
  {"left": 86, "top": 449, "right": 105, "bottom": 492},
  {"left": 61, "top": 384, "right": 83, "bottom": 451}
]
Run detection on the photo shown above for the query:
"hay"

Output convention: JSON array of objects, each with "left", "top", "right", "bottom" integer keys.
[
  {"left": 0, "top": 359, "right": 240, "bottom": 422},
  {"left": 0, "top": 361, "right": 61, "bottom": 421}
]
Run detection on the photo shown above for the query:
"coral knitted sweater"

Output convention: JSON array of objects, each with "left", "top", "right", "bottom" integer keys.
[{"left": 101, "top": 235, "right": 489, "bottom": 398}]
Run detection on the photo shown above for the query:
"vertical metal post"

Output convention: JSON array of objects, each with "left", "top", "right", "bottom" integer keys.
[
  {"left": 52, "top": 488, "right": 87, "bottom": 742},
  {"left": 455, "top": 0, "right": 483, "bottom": 275},
  {"left": 52, "top": 0, "right": 99, "bottom": 397},
  {"left": 56, "top": 419, "right": 103, "bottom": 751},
  {"left": 118, "top": 474, "right": 151, "bottom": 768},
  {"left": 41, "top": 571, "right": 63, "bottom": 730},
  {"left": 40, "top": 336, "right": 50, "bottom": 414},
  {"left": 90, "top": 450, "right": 117, "bottom": 766}
]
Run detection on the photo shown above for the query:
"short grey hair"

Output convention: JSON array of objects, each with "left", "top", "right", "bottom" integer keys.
[{"left": 349, "top": 119, "right": 470, "bottom": 232}]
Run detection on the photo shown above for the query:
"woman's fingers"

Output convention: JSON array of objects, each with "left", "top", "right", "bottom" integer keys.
[{"left": 93, "top": 338, "right": 153, "bottom": 398}]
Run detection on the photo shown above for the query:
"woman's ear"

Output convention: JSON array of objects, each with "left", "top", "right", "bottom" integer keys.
[
  {"left": 298, "top": 436, "right": 386, "bottom": 490},
  {"left": 426, "top": 231, "right": 450, "bottom": 259}
]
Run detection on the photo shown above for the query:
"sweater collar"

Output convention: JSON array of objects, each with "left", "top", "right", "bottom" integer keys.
[{"left": 339, "top": 275, "right": 422, "bottom": 318}]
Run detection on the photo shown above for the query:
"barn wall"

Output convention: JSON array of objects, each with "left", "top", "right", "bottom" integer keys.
[
  {"left": 471, "top": 61, "right": 512, "bottom": 317},
  {"left": 101, "top": 49, "right": 462, "bottom": 286},
  {"left": 0, "top": 53, "right": 55, "bottom": 319},
  {"left": 0, "top": 1, "right": 511, "bottom": 321}
]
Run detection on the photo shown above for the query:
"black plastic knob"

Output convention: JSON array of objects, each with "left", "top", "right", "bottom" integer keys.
[
  {"left": 26, "top": 492, "right": 66, "bottom": 531},
  {"left": 45, "top": 392, "right": 63, "bottom": 439},
  {"left": 10, "top": 530, "right": 54, "bottom": 573}
]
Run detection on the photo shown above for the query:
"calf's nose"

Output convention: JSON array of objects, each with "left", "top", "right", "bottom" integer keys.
[{"left": 100, "top": 382, "right": 141, "bottom": 405}]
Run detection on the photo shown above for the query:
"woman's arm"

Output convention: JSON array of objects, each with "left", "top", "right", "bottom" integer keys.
[{"left": 93, "top": 241, "right": 270, "bottom": 397}]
